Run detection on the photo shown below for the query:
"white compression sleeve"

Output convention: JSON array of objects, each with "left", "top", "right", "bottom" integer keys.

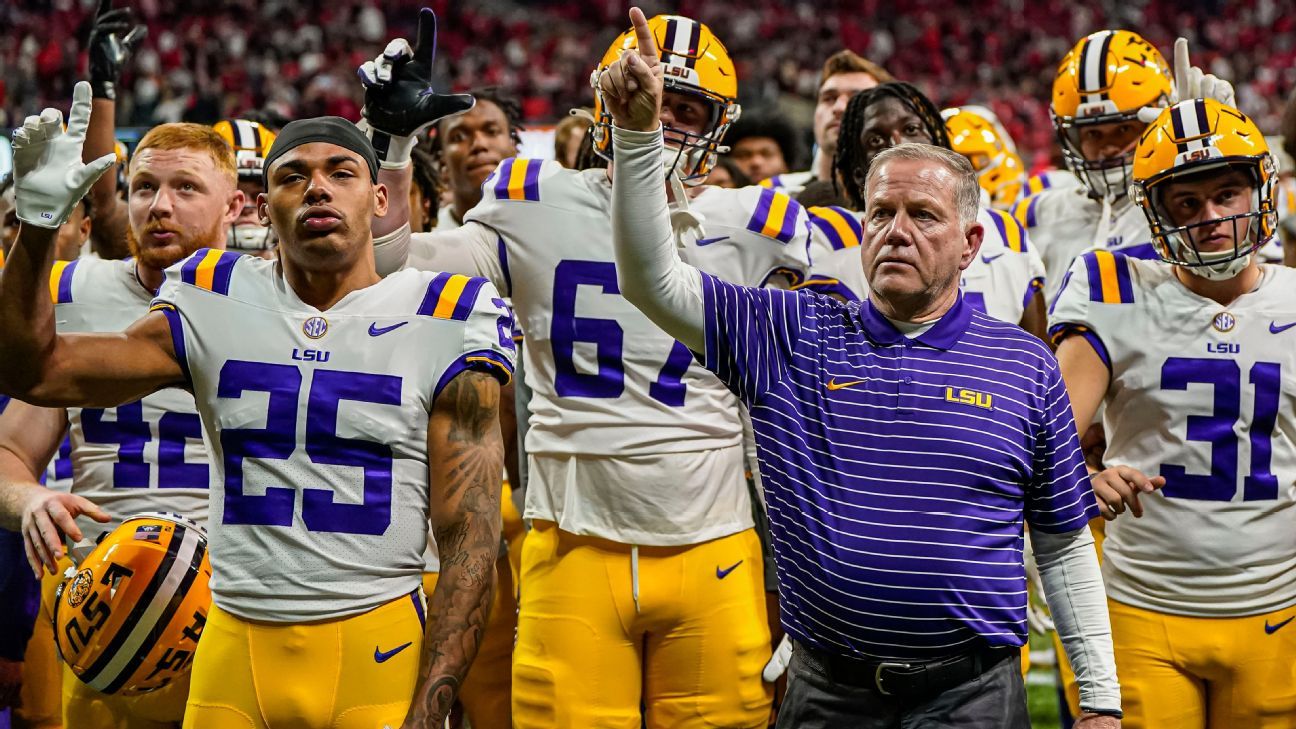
[
  {"left": 610, "top": 125, "right": 706, "bottom": 353},
  {"left": 1031, "top": 526, "right": 1122, "bottom": 715}
]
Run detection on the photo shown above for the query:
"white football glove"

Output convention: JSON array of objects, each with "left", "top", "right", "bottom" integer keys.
[
  {"left": 1138, "top": 37, "right": 1236, "bottom": 123},
  {"left": 762, "top": 634, "right": 793, "bottom": 682},
  {"left": 10, "top": 82, "right": 115, "bottom": 229}
]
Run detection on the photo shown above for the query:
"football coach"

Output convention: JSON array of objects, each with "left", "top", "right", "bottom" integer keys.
[{"left": 599, "top": 8, "right": 1122, "bottom": 728}]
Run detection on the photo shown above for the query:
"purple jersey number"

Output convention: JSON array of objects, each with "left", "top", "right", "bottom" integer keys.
[
  {"left": 80, "top": 403, "right": 208, "bottom": 489},
  {"left": 550, "top": 259, "right": 691, "bottom": 405},
  {"left": 1159, "top": 357, "right": 1280, "bottom": 501},
  {"left": 218, "top": 360, "right": 402, "bottom": 535}
]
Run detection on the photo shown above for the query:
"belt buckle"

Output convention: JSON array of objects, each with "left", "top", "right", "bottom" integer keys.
[{"left": 873, "top": 661, "right": 913, "bottom": 696}]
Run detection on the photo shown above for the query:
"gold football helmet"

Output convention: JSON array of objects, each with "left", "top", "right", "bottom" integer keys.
[
  {"left": 213, "top": 119, "right": 278, "bottom": 181},
  {"left": 1130, "top": 98, "right": 1276, "bottom": 278},
  {"left": 589, "top": 14, "right": 740, "bottom": 182},
  {"left": 53, "top": 512, "right": 212, "bottom": 696},
  {"left": 942, "top": 106, "right": 1028, "bottom": 209},
  {"left": 1052, "top": 30, "right": 1173, "bottom": 199}
]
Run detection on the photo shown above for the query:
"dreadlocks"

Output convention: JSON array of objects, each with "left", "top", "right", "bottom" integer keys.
[{"left": 833, "top": 81, "right": 950, "bottom": 210}]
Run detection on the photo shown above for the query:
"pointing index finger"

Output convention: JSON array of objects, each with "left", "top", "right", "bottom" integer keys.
[
  {"left": 1174, "top": 38, "right": 1191, "bottom": 97},
  {"left": 413, "top": 7, "right": 438, "bottom": 66},
  {"left": 629, "top": 7, "right": 658, "bottom": 63}
]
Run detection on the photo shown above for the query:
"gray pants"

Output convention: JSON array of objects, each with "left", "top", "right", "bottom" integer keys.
[{"left": 776, "top": 646, "right": 1030, "bottom": 729}]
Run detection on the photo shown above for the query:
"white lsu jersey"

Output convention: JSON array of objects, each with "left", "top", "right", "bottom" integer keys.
[
  {"left": 50, "top": 257, "right": 210, "bottom": 547},
  {"left": 802, "top": 206, "right": 1045, "bottom": 326},
  {"left": 1050, "top": 252, "right": 1296, "bottom": 616},
  {"left": 397, "top": 157, "right": 810, "bottom": 545},
  {"left": 1013, "top": 187, "right": 1155, "bottom": 303},
  {"left": 151, "top": 250, "right": 514, "bottom": 622}
]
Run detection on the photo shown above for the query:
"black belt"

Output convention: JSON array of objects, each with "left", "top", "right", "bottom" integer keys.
[{"left": 793, "top": 640, "right": 1018, "bottom": 703}]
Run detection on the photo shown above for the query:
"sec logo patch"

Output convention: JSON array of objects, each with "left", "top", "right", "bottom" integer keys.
[
  {"left": 1211, "top": 311, "right": 1236, "bottom": 333},
  {"left": 302, "top": 316, "right": 329, "bottom": 339}
]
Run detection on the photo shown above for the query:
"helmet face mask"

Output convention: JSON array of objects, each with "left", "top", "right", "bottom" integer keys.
[
  {"left": 589, "top": 14, "right": 741, "bottom": 184},
  {"left": 1052, "top": 30, "right": 1173, "bottom": 200},
  {"left": 1131, "top": 99, "right": 1279, "bottom": 280}
]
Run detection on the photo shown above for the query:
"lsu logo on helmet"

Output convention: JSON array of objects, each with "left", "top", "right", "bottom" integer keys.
[
  {"left": 1130, "top": 98, "right": 1277, "bottom": 273},
  {"left": 589, "top": 14, "right": 741, "bottom": 182},
  {"left": 53, "top": 512, "right": 212, "bottom": 696}
]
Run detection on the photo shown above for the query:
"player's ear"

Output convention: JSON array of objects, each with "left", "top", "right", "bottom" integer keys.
[
  {"left": 257, "top": 193, "right": 271, "bottom": 226},
  {"left": 961, "top": 220, "right": 985, "bottom": 271},
  {"left": 226, "top": 186, "right": 245, "bottom": 225},
  {"left": 372, "top": 181, "right": 389, "bottom": 218}
]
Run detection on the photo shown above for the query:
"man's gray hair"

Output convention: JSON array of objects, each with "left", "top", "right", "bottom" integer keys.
[{"left": 865, "top": 143, "right": 981, "bottom": 227}]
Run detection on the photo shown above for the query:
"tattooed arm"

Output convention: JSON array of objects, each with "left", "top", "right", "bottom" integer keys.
[{"left": 402, "top": 370, "right": 504, "bottom": 729}]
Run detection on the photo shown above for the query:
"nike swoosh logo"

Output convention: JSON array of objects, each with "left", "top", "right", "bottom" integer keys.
[
  {"left": 1265, "top": 616, "right": 1294, "bottom": 634},
  {"left": 716, "top": 560, "right": 743, "bottom": 579},
  {"left": 981, "top": 253, "right": 1005, "bottom": 264},
  {"left": 826, "top": 378, "right": 868, "bottom": 391},
  {"left": 369, "top": 321, "right": 408, "bottom": 337},
  {"left": 1270, "top": 321, "right": 1296, "bottom": 335},
  {"left": 374, "top": 642, "right": 413, "bottom": 663},
  {"left": 696, "top": 236, "right": 729, "bottom": 247}
]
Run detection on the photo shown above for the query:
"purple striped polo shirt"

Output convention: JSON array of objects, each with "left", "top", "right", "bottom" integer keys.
[{"left": 698, "top": 273, "right": 1096, "bottom": 660}]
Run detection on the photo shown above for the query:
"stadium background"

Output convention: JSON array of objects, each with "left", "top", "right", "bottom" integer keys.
[{"left": 1, "top": 1, "right": 1293, "bottom": 727}]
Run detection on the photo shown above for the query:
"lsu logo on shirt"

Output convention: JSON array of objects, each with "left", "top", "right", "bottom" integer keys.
[{"left": 945, "top": 387, "right": 994, "bottom": 410}]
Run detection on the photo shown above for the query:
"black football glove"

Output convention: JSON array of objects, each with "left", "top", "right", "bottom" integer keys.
[
  {"left": 357, "top": 8, "right": 474, "bottom": 168},
  {"left": 87, "top": 0, "right": 147, "bottom": 101}
]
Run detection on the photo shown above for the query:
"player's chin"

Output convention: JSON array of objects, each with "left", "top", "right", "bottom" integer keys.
[{"left": 140, "top": 240, "right": 197, "bottom": 270}]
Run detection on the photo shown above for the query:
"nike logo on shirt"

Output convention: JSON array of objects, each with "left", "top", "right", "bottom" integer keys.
[
  {"left": 716, "top": 560, "right": 743, "bottom": 579},
  {"left": 981, "top": 253, "right": 1005, "bottom": 264},
  {"left": 826, "top": 378, "right": 868, "bottom": 391},
  {"left": 369, "top": 321, "right": 408, "bottom": 337},
  {"left": 1270, "top": 321, "right": 1296, "bottom": 335},
  {"left": 1265, "top": 616, "right": 1294, "bottom": 634},
  {"left": 696, "top": 236, "right": 730, "bottom": 247},
  {"left": 374, "top": 642, "right": 413, "bottom": 663}
]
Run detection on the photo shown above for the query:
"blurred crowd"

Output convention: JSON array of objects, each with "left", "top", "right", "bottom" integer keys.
[{"left": 2, "top": 0, "right": 1294, "bottom": 170}]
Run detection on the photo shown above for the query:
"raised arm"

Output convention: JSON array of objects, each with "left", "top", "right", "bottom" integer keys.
[
  {"left": 604, "top": 7, "right": 706, "bottom": 351},
  {"left": 0, "top": 83, "right": 185, "bottom": 407},
  {"left": 82, "top": 0, "right": 144, "bottom": 260},
  {"left": 357, "top": 8, "right": 474, "bottom": 242},
  {"left": 403, "top": 370, "right": 504, "bottom": 728}
]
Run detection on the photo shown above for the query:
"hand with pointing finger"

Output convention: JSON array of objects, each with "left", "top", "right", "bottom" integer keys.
[
  {"left": 357, "top": 8, "right": 475, "bottom": 169},
  {"left": 11, "top": 82, "right": 117, "bottom": 228},
  {"left": 1139, "top": 37, "right": 1236, "bottom": 122},
  {"left": 88, "top": 0, "right": 147, "bottom": 101},
  {"left": 598, "top": 7, "right": 664, "bottom": 134}
]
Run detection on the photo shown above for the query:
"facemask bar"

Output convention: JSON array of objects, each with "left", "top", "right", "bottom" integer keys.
[{"left": 1137, "top": 161, "right": 1276, "bottom": 270}]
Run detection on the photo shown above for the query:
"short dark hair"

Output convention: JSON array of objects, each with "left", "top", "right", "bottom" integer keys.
[
  {"left": 428, "top": 86, "right": 524, "bottom": 160},
  {"left": 725, "top": 112, "right": 803, "bottom": 170},
  {"left": 818, "top": 50, "right": 894, "bottom": 94},
  {"left": 833, "top": 81, "right": 950, "bottom": 209}
]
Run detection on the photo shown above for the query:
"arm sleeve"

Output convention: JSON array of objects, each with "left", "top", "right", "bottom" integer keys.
[
  {"left": 1026, "top": 357, "right": 1101, "bottom": 532},
  {"left": 1031, "top": 527, "right": 1122, "bottom": 715},
  {"left": 609, "top": 125, "right": 706, "bottom": 352},
  {"left": 394, "top": 223, "right": 508, "bottom": 296},
  {"left": 372, "top": 222, "right": 412, "bottom": 277}
]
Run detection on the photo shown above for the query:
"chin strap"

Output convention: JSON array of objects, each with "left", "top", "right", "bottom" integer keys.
[{"left": 667, "top": 172, "right": 706, "bottom": 248}]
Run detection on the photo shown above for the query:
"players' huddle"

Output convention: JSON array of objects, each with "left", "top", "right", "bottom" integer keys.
[{"left": 0, "top": 2, "right": 1291, "bottom": 729}]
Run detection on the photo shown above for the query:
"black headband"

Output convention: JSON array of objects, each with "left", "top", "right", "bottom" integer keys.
[{"left": 263, "top": 116, "right": 379, "bottom": 187}]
